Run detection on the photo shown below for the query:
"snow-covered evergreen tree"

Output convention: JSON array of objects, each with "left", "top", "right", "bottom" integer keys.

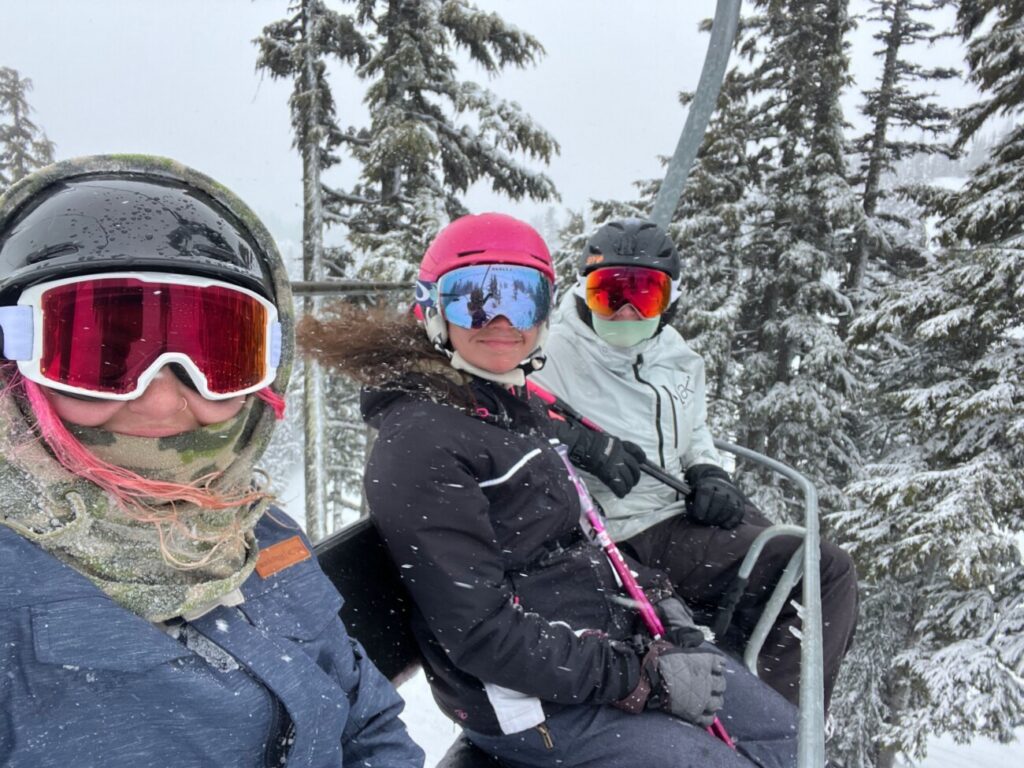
[
  {"left": 845, "top": 0, "right": 957, "bottom": 302},
  {"left": 851, "top": 1, "right": 956, "bottom": 220},
  {"left": 831, "top": 2, "right": 1024, "bottom": 764},
  {"left": 336, "top": 0, "right": 559, "bottom": 280},
  {"left": 549, "top": 209, "right": 585, "bottom": 290},
  {"left": 256, "top": 1, "right": 370, "bottom": 279},
  {"left": 255, "top": 0, "right": 371, "bottom": 538},
  {"left": 0, "top": 67, "right": 54, "bottom": 187},
  {"left": 726, "top": 0, "right": 862, "bottom": 515},
  {"left": 529, "top": 205, "right": 565, "bottom": 257}
]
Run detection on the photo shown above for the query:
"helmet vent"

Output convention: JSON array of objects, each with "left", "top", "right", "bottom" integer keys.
[
  {"left": 614, "top": 235, "right": 638, "bottom": 256},
  {"left": 456, "top": 249, "right": 487, "bottom": 258}
]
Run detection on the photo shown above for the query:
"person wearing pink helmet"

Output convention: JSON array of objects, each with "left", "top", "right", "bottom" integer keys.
[{"left": 300, "top": 213, "right": 797, "bottom": 768}]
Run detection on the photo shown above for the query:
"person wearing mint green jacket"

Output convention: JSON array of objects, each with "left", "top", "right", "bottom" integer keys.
[{"left": 534, "top": 218, "right": 858, "bottom": 712}]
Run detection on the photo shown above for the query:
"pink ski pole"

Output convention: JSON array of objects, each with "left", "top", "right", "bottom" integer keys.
[{"left": 554, "top": 445, "right": 735, "bottom": 750}]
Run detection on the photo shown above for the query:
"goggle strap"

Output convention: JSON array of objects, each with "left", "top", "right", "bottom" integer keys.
[
  {"left": 670, "top": 279, "right": 683, "bottom": 303},
  {"left": 270, "top": 322, "right": 282, "bottom": 368},
  {"left": 0, "top": 305, "right": 33, "bottom": 360},
  {"left": 415, "top": 280, "right": 438, "bottom": 310}
]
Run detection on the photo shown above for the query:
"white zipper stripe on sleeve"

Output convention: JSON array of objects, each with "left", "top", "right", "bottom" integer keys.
[{"left": 479, "top": 448, "right": 542, "bottom": 488}]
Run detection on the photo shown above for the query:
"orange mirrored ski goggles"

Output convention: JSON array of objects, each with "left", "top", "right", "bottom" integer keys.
[{"left": 583, "top": 266, "right": 674, "bottom": 319}]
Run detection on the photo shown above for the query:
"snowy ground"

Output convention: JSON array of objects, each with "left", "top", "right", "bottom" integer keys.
[
  {"left": 397, "top": 668, "right": 1024, "bottom": 767},
  {"left": 398, "top": 671, "right": 464, "bottom": 765},
  {"left": 899, "top": 729, "right": 1024, "bottom": 768}
]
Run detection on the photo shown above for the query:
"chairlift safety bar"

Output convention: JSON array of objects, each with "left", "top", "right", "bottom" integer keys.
[
  {"left": 292, "top": 280, "right": 412, "bottom": 296},
  {"left": 714, "top": 439, "right": 826, "bottom": 768}
]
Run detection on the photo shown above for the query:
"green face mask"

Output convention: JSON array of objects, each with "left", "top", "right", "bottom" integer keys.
[{"left": 592, "top": 315, "right": 660, "bottom": 347}]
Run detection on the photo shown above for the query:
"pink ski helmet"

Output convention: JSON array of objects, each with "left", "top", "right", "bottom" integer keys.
[
  {"left": 416, "top": 213, "right": 555, "bottom": 349},
  {"left": 418, "top": 213, "right": 554, "bottom": 283}
]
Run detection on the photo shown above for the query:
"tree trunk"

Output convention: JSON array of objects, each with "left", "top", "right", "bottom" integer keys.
[
  {"left": 847, "top": 0, "right": 906, "bottom": 295},
  {"left": 378, "top": 0, "right": 406, "bottom": 225},
  {"left": 301, "top": 0, "right": 328, "bottom": 541}
]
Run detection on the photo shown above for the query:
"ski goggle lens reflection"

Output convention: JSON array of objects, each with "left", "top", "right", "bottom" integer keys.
[
  {"left": 436, "top": 264, "right": 552, "bottom": 330},
  {"left": 584, "top": 266, "right": 673, "bottom": 319},
  {"left": 0, "top": 272, "right": 281, "bottom": 400}
]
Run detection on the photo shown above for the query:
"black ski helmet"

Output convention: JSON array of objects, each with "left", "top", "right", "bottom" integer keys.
[
  {"left": 578, "top": 218, "right": 681, "bottom": 280},
  {"left": 0, "top": 155, "right": 282, "bottom": 305},
  {"left": 0, "top": 155, "right": 293, "bottom": 392}
]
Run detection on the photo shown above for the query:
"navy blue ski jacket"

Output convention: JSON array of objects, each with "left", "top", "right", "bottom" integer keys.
[{"left": 0, "top": 510, "right": 424, "bottom": 768}]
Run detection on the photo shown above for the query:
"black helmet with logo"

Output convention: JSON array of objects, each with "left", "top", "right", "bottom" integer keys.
[{"left": 578, "top": 218, "right": 680, "bottom": 280}]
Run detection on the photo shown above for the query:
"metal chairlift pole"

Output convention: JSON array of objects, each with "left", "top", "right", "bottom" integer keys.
[
  {"left": 648, "top": 1, "right": 826, "bottom": 764},
  {"left": 649, "top": 0, "right": 742, "bottom": 230}
]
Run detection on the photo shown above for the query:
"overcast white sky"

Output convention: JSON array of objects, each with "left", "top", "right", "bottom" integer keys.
[{"left": 0, "top": 0, "right": 973, "bottom": 251}]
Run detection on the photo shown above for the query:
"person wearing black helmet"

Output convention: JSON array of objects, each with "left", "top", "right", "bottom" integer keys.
[
  {"left": 533, "top": 218, "right": 859, "bottom": 713},
  {"left": 0, "top": 156, "right": 424, "bottom": 768}
]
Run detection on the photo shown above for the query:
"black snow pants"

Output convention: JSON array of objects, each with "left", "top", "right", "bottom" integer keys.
[{"left": 621, "top": 504, "right": 858, "bottom": 713}]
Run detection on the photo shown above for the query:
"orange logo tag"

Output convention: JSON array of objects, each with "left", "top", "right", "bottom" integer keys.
[
  {"left": 585, "top": 254, "right": 604, "bottom": 267},
  {"left": 256, "top": 535, "right": 311, "bottom": 578}
]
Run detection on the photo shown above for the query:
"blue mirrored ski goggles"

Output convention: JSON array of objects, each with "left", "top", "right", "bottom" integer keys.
[{"left": 434, "top": 264, "right": 553, "bottom": 330}]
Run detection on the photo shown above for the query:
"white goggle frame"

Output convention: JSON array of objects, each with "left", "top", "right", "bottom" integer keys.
[{"left": 0, "top": 271, "right": 281, "bottom": 401}]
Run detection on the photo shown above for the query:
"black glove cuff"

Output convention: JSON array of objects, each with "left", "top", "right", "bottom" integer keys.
[
  {"left": 684, "top": 463, "right": 732, "bottom": 488},
  {"left": 554, "top": 419, "right": 583, "bottom": 452},
  {"left": 613, "top": 639, "right": 673, "bottom": 714}
]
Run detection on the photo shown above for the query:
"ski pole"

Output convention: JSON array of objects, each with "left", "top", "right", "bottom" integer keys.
[
  {"left": 556, "top": 444, "right": 665, "bottom": 636},
  {"left": 527, "top": 380, "right": 691, "bottom": 496},
  {"left": 554, "top": 444, "right": 735, "bottom": 750}
]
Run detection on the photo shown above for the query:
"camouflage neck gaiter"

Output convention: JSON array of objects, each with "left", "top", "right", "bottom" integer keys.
[{"left": 0, "top": 394, "right": 271, "bottom": 622}]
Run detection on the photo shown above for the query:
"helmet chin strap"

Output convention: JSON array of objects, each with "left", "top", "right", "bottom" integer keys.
[
  {"left": 450, "top": 352, "right": 527, "bottom": 386},
  {"left": 423, "top": 308, "right": 549, "bottom": 387}
]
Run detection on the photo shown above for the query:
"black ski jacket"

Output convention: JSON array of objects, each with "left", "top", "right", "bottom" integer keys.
[{"left": 362, "top": 377, "right": 671, "bottom": 735}]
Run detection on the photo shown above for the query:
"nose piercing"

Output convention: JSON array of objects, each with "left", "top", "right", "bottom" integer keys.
[{"left": 175, "top": 396, "right": 188, "bottom": 414}]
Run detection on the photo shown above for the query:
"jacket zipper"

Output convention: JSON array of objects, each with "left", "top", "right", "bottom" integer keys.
[
  {"left": 263, "top": 690, "right": 291, "bottom": 767},
  {"left": 632, "top": 354, "right": 666, "bottom": 467},
  {"left": 661, "top": 384, "right": 679, "bottom": 451},
  {"left": 536, "top": 723, "right": 555, "bottom": 750}
]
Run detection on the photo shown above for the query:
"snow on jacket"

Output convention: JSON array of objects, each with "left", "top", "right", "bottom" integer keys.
[
  {"left": 533, "top": 293, "right": 723, "bottom": 541},
  {"left": 362, "top": 377, "right": 672, "bottom": 736},
  {"left": 0, "top": 509, "right": 424, "bottom": 768}
]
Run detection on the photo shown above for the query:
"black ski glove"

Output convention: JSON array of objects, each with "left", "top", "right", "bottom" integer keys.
[
  {"left": 614, "top": 639, "right": 726, "bottom": 727},
  {"left": 684, "top": 464, "right": 745, "bottom": 529},
  {"left": 555, "top": 419, "right": 646, "bottom": 498},
  {"left": 655, "top": 597, "right": 705, "bottom": 649}
]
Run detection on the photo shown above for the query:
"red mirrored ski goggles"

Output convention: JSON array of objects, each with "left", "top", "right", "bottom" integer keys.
[
  {"left": 583, "top": 266, "right": 677, "bottom": 319},
  {"left": 0, "top": 272, "right": 281, "bottom": 400}
]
